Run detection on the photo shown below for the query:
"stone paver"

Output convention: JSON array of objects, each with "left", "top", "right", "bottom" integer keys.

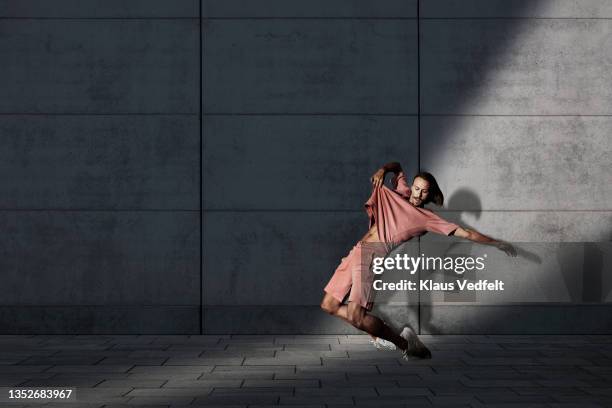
[{"left": 0, "top": 334, "right": 609, "bottom": 407}]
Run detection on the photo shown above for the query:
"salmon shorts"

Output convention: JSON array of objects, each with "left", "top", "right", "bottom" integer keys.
[{"left": 323, "top": 241, "right": 388, "bottom": 311}]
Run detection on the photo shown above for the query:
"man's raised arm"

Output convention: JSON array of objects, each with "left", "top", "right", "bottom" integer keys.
[{"left": 370, "top": 162, "right": 403, "bottom": 188}]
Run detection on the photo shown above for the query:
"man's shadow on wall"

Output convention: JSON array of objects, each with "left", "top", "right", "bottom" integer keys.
[{"left": 417, "top": 188, "right": 542, "bottom": 334}]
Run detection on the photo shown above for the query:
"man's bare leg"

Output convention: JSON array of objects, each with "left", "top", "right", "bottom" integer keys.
[
  {"left": 320, "top": 294, "right": 377, "bottom": 340},
  {"left": 320, "top": 293, "right": 407, "bottom": 350},
  {"left": 320, "top": 292, "right": 351, "bottom": 324}
]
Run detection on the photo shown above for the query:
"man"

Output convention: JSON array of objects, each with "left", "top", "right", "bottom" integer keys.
[{"left": 320, "top": 161, "right": 516, "bottom": 359}]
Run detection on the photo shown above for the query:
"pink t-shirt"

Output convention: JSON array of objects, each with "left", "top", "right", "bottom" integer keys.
[{"left": 364, "top": 171, "right": 459, "bottom": 247}]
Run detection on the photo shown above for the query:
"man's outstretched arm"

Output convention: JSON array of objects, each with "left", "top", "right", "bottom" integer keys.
[{"left": 452, "top": 227, "right": 517, "bottom": 257}]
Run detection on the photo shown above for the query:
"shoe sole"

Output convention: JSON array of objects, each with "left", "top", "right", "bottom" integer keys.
[
  {"left": 371, "top": 339, "right": 397, "bottom": 351},
  {"left": 401, "top": 328, "right": 432, "bottom": 359}
]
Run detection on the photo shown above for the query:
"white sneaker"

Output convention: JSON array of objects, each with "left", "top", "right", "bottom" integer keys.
[
  {"left": 370, "top": 337, "right": 397, "bottom": 351},
  {"left": 399, "top": 327, "right": 432, "bottom": 360}
]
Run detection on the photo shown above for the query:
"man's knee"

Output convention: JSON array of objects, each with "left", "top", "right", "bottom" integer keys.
[{"left": 320, "top": 295, "right": 340, "bottom": 315}]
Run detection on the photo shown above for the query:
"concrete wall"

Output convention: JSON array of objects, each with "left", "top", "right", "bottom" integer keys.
[
  {"left": 203, "top": 0, "right": 611, "bottom": 334},
  {"left": 0, "top": 1, "right": 200, "bottom": 333},
  {"left": 1, "top": 0, "right": 610, "bottom": 334}
]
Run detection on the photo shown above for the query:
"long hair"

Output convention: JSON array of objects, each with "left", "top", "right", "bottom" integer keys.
[{"left": 414, "top": 171, "right": 444, "bottom": 206}]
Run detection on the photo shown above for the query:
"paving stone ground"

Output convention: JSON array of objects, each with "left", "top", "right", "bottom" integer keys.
[{"left": 0, "top": 334, "right": 611, "bottom": 407}]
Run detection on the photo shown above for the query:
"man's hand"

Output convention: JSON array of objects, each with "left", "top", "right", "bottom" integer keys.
[
  {"left": 495, "top": 241, "right": 517, "bottom": 257},
  {"left": 370, "top": 168, "right": 385, "bottom": 188}
]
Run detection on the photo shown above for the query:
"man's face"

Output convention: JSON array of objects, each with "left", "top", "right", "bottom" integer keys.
[{"left": 409, "top": 176, "right": 430, "bottom": 207}]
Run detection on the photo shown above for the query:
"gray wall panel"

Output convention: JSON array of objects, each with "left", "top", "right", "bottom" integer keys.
[
  {"left": 0, "top": 211, "right": 199, "bottom": 305},
  {"left": 0, "top": 305, "right": 198, "bottom": 334},
  {"left": 421, "top": 19, "right": 612, "bottom": 114},
  {"left": 203, "top": 116, "right": 418, "bottom": 210},
  {"left": 0, "top": 116, "right": 199, "bottom": 209},
  {"left": 421, "top": 116, "right": 612, "bottom": 211},
  {"left": 418, "top": 241, "right": 611, "bottom": 305},
  {"left": 202, "top": 0, "right": 416, "bottom": 18},
  {"left": 421, "top": 211, "right": 612, "bottom": 243},
  {"left": 0, "top": 20, "right": 198, "bottom": 113},
  {"left": 203, "top": 212, "right": 368, "bottom": 305},
  {"left": 205, "top": 306, "right": 361, "bottom": 334},
  {"left": 204, "top": 305, "right": 417, "bottom": 334},
  {"left": 203, "top": 20, "right": 417, "bottom": 113},
  {"left": 422, "top": 0, "right": 612, "bottom": 18},
  {"left": 421, "top": 305, "right": 612, "bottom": 334},
  {"left": 0, "top": 0, "right": 198, "bottom": 17}
]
